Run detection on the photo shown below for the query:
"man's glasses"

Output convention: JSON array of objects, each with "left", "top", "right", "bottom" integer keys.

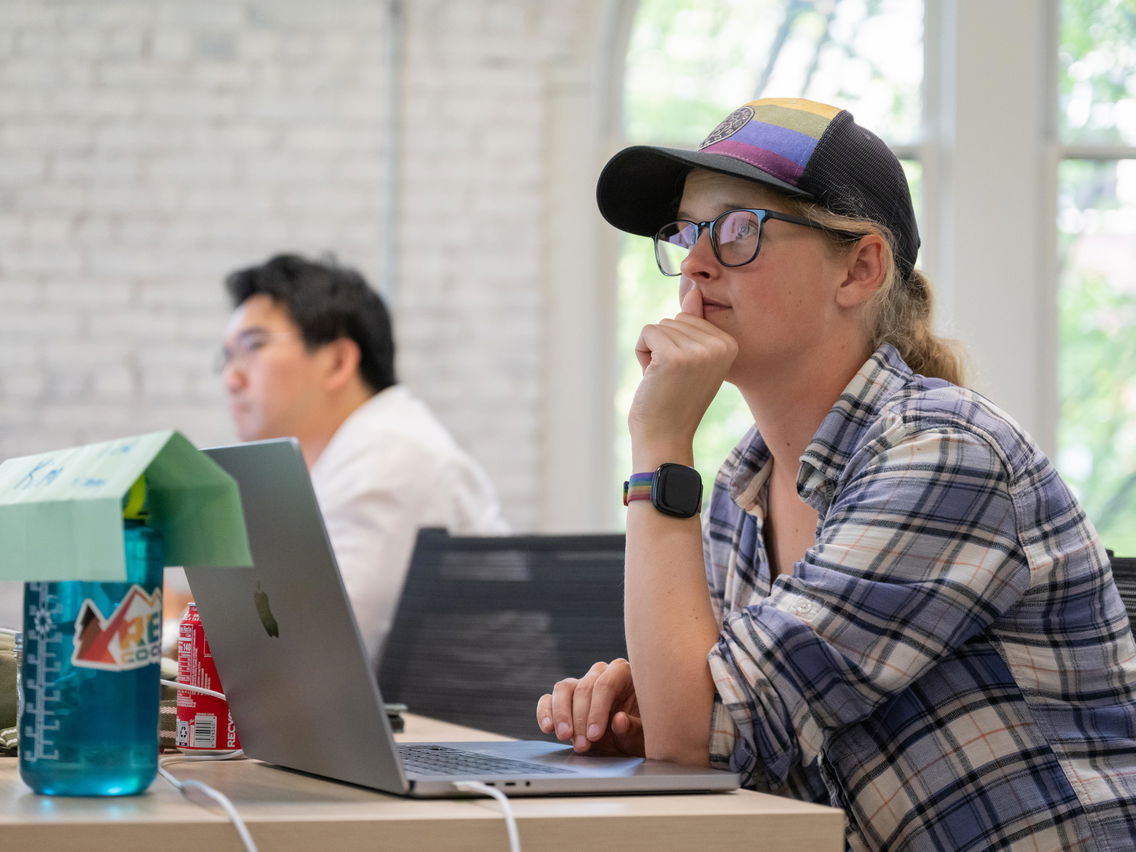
[
  {"left": 653, "top": 208, "right": 832, "bottom": 277},
  {"left": 215, "top": 330, "right": 301, "bottom": 373}
]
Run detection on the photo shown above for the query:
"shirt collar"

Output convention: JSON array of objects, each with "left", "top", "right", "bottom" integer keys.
[
  {"left": 724, "top": 424, "right": 773, "bottom": 513},
  {"left": 310, "top": 384, "right": 405, "bottom": 475},
  {"left": 725, "top": 344, "right": 914, "bottom": 513}
]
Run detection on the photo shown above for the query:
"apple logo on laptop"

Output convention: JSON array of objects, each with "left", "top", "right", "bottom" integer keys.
[{"left": 254, "top": 582, "right": 280, "bottom": 638}]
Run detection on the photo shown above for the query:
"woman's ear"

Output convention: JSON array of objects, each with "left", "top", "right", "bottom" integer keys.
[{"left": 835, "top": 234, "right": 887, "bottom": 308}]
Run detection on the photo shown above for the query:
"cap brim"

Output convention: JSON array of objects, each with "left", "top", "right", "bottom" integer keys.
[{"left": 595, "top": 145, "right": 811, "bottom": 237}]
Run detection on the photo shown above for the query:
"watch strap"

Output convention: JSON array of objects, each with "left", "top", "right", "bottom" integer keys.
[{"left": 622, "top": 472, "right": 654, "bottom": 506}]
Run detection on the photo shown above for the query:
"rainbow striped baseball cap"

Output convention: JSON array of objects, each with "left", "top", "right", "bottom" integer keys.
[{"left": 596, "top": 97, "right": 919, "bottom": 276}]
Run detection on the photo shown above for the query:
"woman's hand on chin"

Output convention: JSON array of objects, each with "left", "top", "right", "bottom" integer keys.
[{"left": 629, "top": 287, "right": 738, "bottom": 454}]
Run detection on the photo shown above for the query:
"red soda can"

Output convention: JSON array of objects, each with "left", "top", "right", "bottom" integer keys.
[{"left": 176, "top": 603, "right": 241, "bottom": 754}]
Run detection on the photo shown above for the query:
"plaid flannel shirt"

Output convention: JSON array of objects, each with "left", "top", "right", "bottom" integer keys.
[{"left": 705, "top": 344, "right": 1136, "bottom": 851}]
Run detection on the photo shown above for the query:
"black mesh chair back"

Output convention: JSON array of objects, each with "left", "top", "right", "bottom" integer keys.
[
  {"left": 1109, "top": 552, "right": 1136, "bottom": 628},
  {"left": 377, "top": 528, "right": 627, "bottom": 740}
]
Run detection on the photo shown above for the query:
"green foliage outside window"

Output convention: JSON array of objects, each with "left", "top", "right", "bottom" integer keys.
[
  {"left": 1057, "top": 0, "right": 1136, "bottom": 553},
  {"left": 1057, "top": 265, "right": 1136, "bottom": 551}
]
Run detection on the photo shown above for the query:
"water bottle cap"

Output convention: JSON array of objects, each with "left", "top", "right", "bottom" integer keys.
[{"left": 122, "top": 476, "right": 149, "bottom": 520}]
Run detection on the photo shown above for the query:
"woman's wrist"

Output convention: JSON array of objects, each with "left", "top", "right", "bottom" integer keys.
[{"left": 630, "top": 445, "right": 695, "bottom": 472}]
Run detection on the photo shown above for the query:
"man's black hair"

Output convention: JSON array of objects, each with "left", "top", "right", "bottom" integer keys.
[{"left": 225, "top": 253, "right": 396, "bottom": 394}]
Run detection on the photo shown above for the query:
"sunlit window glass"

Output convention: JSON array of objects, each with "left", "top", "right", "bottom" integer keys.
[
  {"left": 1056, "top": 0, "right": 1136, "bottom": 553},
  {"left": 1056, "top": 160, "right": 1136, "bottom": 552}
]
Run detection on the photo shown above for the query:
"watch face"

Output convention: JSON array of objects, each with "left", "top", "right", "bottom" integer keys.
[{"left": 652, "top": 463, "right": 703, "bottom": 518}]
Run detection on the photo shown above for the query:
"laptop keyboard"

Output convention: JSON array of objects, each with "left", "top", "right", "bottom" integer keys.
[{"left": 399, "top": 744, "right": 576, "bottom": 777}]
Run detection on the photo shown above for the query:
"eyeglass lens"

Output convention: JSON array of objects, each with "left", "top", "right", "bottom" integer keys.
[
  {"left": 654, "top": 209, "right": 764, "bottom": 275},
  {"left": 216, "top": 331, "right": 292, "bottom": 373}
]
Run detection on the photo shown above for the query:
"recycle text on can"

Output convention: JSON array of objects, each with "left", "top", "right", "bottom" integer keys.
[{"left": 176, "top": 603, "right": 241, "bottom": 754}]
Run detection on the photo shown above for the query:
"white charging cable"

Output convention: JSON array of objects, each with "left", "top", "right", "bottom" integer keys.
[
  {"left": 162, "top": 676, "right": 517, "bottom": 850},
  {"left": 3, "top": 642, "right": 252, "bottom": 847},
  {"left": 158, "top": 762, "right": 258, "bottom": 851},
  {"left": 453, "top": 781, "right": 522, "bottom": 852},
  {"left": 161, "top": 678, "right": 226, "bottom": 699},
  {"left": 161, "top": 679, "right": 245, "bottom": 759},
  {"left": 161, "top": 675, "right": 251, "bottom": 847}
]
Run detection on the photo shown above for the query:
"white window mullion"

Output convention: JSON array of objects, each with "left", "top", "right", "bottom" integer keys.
[
  {"left": 926, "top": 0, "right": 1056, "bottom": 452},
  {"left": 540, "top": 0, "right": 637, "bottom": 532}
]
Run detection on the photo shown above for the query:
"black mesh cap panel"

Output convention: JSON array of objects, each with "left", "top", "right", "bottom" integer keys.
[{"left": 801, "top": 111, "right": 920, "bottom": 275}]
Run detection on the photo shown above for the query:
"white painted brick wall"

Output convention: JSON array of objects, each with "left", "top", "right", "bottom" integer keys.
[
  {"left": 0, "top": 0, "right": 606, "bottom": 539},
  {"left": 0, "top": 0, "right": 395, "bottom": 487}
]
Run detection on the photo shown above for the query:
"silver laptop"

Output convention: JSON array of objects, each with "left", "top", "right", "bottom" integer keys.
[{"left": 185, "top": 438, "right": 739, "bottom": 798}]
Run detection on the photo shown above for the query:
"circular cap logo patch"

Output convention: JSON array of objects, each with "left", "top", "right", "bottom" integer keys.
[{"left": 699, "top": 106, "right": 754, "bottom": 149}]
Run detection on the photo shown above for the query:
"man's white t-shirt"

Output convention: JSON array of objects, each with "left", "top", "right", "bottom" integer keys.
[{"left": 309, "top": 385, "right": 508, "bottom": 668}]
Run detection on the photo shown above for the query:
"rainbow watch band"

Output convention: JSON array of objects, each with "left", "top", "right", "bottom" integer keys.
[{"left": 622, "top": 472, "right": 654, "bottom": 506}]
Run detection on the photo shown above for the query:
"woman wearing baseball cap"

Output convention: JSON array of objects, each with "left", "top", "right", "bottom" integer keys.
[{"left": 537, "top": 98, "right": 1136, "bottom": 849}]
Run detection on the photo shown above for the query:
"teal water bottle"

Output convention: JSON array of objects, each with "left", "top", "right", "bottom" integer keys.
[{"left": 19, "top": 477, "right": 165, "bottom": 796}]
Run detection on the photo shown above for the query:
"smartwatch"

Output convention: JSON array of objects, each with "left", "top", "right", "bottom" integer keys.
[{"left": 623, "top": 463, "right": 703, "bottom": 518}]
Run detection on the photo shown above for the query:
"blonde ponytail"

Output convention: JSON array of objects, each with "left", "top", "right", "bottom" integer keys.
[{"left": 873, "top": 267, "right": 968, "bottom": 386}]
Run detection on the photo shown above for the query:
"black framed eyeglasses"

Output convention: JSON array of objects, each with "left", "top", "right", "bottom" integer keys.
[{"left": 653, "top": 208, "right": 831, "bottom": 277}]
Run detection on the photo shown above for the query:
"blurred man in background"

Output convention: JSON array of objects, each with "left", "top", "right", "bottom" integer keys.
[{"left": 211, "top": 253, "right": 507, "bottom": 665}]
